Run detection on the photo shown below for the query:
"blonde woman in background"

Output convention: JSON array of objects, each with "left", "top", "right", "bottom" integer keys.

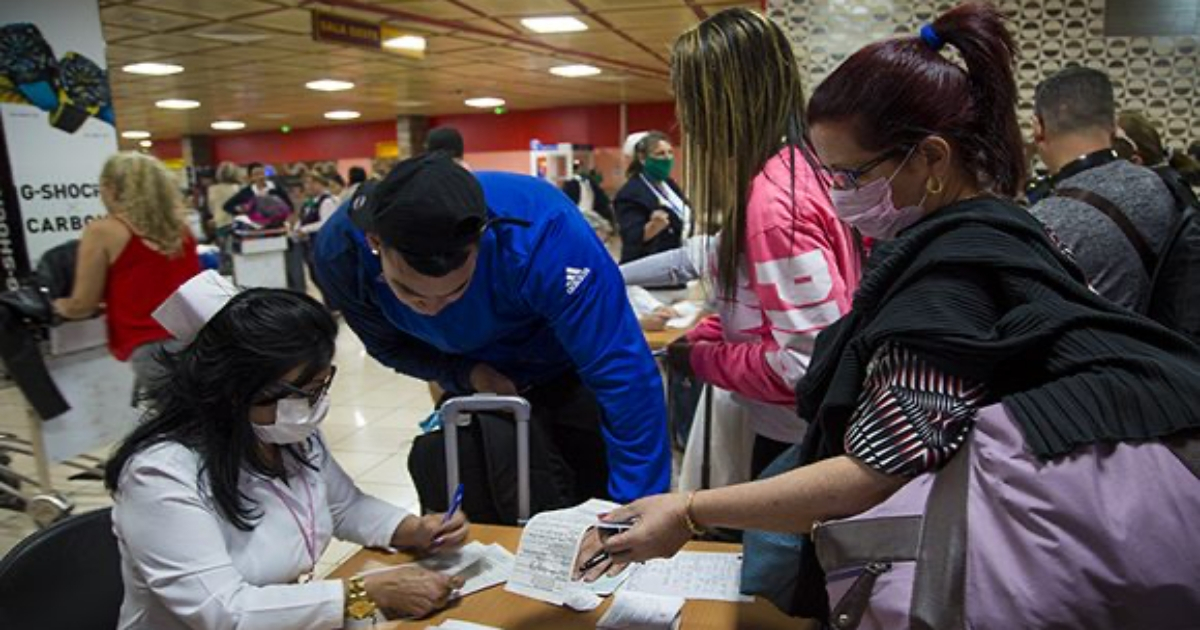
[{"left": 55, "top": 152, "right": 200, "bottom": 401}]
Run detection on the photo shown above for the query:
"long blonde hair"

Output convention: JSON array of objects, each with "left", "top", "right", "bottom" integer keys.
[
  {"left": 100, "top": 152, "right": 186, "bottom": 256},
  {"left": 671, "top": 7, "right": 808, "bottom": 293}
]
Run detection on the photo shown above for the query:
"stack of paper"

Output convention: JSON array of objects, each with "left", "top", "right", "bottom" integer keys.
[
  {"left": 622, "top": 552, "right": 750, "bottom": 602},
  {"left": 357, "top": 541, "right": 515, "bottom": 598},
  {"left": 597, "top": 591, "right": 684, "bottom": 630}
]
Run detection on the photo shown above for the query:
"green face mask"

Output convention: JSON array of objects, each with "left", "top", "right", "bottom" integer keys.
[{"left": 642, "top": 156, "right": 673, "bottom": 182}]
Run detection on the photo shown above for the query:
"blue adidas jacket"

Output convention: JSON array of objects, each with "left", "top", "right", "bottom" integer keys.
[{"left": 314, "top": 171, "right": 670, "bottom": 502}]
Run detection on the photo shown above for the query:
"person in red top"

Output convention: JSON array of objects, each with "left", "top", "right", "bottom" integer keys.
[{"left": 54, "top": 152, "right": 200, "bottom": 402}]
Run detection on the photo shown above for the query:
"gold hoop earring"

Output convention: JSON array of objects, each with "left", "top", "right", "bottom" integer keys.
[{"left": 926, "top": 176, "right": 944, "bottom": 195}]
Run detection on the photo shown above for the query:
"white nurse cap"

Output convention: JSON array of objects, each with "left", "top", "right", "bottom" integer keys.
[
  {"left": 623, "top": 131, "right": 650, "bottom": 158},
  {"left": 152, "top": 270, "right": 240, "bottom": 343}
]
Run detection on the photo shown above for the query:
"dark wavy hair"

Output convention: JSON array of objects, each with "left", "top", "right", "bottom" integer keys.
[
  {"left": 808, "top": 2, "right": 1026, "bottom": 198},
  {"left": 104, "top": 289, "right": 338, "bottom": 530}
]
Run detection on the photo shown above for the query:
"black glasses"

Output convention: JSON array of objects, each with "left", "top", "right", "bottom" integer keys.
[
  {"left": 254, "top": 366, "right": 337, "bottom": 407},
  {"left": 821, "top": 147, "right": 911, "bottom": 191}
]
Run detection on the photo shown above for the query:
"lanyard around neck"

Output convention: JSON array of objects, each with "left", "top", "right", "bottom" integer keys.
[
  {"left": 266, "top": 468, "right": 318, "bottom": 570},
  {"left": 642, "top": 175, "right": 686, "bottom": 217}
]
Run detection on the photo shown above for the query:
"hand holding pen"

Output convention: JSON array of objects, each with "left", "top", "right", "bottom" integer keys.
[{"left": 393, "top": 483, "right": 470, "bottom": 553}]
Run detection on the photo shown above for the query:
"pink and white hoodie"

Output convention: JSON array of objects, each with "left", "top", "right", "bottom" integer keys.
[{"left": 689, "top": 148, "right": 860, "bottom": 443}]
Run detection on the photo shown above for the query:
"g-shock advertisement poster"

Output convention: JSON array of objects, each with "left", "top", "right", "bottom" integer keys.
[{"left": 0, "top": 0, "right": 117, "bottom": 290}]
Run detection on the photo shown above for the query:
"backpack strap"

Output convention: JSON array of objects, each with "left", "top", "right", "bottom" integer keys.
[
  {"left": 1054, "top": 187, "right": 1157, "bottom": 276},
  {"left": 909, "top": 435, "right": 970, "bottom": 630}
]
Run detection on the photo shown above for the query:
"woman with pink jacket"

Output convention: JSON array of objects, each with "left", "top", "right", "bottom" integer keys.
[{"left": 621, "top": 8, "right": 860, "bottom": 478}]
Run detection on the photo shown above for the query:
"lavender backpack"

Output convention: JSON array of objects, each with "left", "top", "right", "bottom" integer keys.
[{"left": 814, "top": 402, "right": 1200, "bottom": 629}]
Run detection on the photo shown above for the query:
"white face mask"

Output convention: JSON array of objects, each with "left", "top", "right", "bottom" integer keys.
[{"left": 252, "top": 393, "right": 331, "bottom": 445}]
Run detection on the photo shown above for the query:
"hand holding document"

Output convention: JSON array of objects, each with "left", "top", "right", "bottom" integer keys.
[
  {"left": 505, "top": 500, "right": 634, "bottom": 609},
  {"left": 358, "top": 541, "right": 514, "bottom": 598}
]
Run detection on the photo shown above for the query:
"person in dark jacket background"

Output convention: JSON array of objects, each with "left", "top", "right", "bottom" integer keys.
[{"left": 615, "top": 131, "right": 692, "bottom": 266}]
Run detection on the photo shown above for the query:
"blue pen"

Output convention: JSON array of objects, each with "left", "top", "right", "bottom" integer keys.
[{"left": 442, "top": 483, "right": 465, "bottom": 524}]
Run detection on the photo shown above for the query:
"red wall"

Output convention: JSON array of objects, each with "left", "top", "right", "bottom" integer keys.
[
  {"left": 211, "top": 120, "right": 398, "bottom": 164},
  {"left": 153, "top": 102, "right": 677, "bottom": 165},
  {"left": 428, "top": 102, "right": 677, "bottom": 153},
  {"left": 151, "top": 138, "right": 183, "bottom": 160}
]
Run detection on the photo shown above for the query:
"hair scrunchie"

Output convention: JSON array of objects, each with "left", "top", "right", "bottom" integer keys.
[{"left": 919, "top": 24, "right": 945, "bottom": 51}]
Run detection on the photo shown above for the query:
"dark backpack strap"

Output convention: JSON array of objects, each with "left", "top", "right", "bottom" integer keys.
[{"left": 1054, "top": 187, "right": 1157, "bottom": 275}]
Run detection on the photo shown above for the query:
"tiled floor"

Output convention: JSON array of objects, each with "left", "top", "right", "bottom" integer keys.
[{"left": 0, "top": 320, "right": 435, "bottom": 578}]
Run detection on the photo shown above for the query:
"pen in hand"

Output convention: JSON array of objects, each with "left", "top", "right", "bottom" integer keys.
[
  {"left": 432, "top": 483, "right": 465, "bottom": 548},
  {"left": 578, "top": 550, "right": 610, "bottom": 575},
  {"left": 442, "top": 483, "right": 465, "bottom": 525}
]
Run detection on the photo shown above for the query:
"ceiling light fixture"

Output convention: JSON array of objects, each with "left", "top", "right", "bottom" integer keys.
[
  {"left": 324, "top": 110, "right": 361, "bottom": 120},
  {"left": 138, "top": 140, "right": 153, "bottom": 148},
  {"left": 465, "top": 97, "right": 505, "bottom": 108},
  {"left": 120, "top": 130, "right": 151, "bottom": 139},
  {"left": 155, "top": 98, "right": 200, "bottom": 110},
  {"left": 305, "top": 79, "right": 355, "bottom": 92},
  {"left": 550, "top": 64, "right": 602, "bottom": 78},
  {"left": 211, "top": 120, "right": 246, "bottom": 131},
  {"left": 382, "top": 35, "right": 427, "bottom": 51},
  {"left": 122, "top": 62, "right": 184, "bottom": 76},
  {"left": 520, "top": 16, "right": 588, "bottom": 33}
]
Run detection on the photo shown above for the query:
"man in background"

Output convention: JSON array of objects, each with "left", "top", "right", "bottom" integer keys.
[
  {"left": 1029, "top": 67, "right": 1176, "bottom": 312},
  {"left": 425, "top": 126, "right": 469, "bottom": 169}
]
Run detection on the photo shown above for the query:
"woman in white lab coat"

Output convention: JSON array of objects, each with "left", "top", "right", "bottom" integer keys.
[{"left": 104, "top": 280, "right": 469, "bottom": 629}]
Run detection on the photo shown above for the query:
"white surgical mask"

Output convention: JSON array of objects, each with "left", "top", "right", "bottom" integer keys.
[{"left": 252, "top": 393, "right": 330, "bottom": 445}]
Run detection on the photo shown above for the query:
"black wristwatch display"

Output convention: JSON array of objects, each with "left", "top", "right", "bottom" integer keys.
[
  {"left": 53, "top": 52, "right": 113, "bottom": 132},
  {"left": 0, "top": 23, "right": 60, "bottom": 113}
]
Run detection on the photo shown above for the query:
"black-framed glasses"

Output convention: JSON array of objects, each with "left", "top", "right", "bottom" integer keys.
[
  {"left": 821, "top": 146, "right": 911, "bottom": 191},
  {"left": 254, "top": 366, "right": 337, "bottom": 407}
]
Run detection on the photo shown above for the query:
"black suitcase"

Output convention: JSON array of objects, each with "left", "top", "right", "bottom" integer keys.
[{"left": 408, "top": 394, "right": 576, "bottom": 525}]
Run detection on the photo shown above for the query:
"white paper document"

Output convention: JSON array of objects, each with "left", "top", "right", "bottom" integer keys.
[
  {"left": 357, "top": 541, "right": 489, "bottom": 578},
  {"left": 505, "top": 499, "right": 634, "bottom": 607},
  {"left": 597, "top": 591, "right": 684, "bottom": 629},
  {"left": 623, "top": 552, "right": 751, "bottom": 602},
  {"left": 665, "top": 301, "right": 701, "bottom": 329},
  {"left": 431, "top": 621, "right": 504, "bottom": 630},
  {"left": 455, "top": 543, "right": 515, "bottom": 596},
  {"left": 416, "top": 541, "right": 494, "bottom": 576},
  {"left": 356, "top": 541, "right": 513, "bottom": 597}
]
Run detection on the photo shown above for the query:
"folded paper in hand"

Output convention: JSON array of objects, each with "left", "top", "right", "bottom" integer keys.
[{"left": 505, "top": 499, "right": 633, "bottom": 609}]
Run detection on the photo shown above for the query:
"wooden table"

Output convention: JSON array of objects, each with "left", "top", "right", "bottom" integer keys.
[
  {"left": 644, "top": 327, "right": 690, "bottom": 352},
  {"left": 330, "top": 524, "right": 810, "bottom": 630}
]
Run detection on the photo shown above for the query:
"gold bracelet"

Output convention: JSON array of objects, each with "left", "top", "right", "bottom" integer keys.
[{"left": 682, "top": 490, "right": 705, "bottom": 536}]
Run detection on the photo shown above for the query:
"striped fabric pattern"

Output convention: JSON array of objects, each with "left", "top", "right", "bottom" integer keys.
[{"left": 845, "top": 343, "right": 987, "bottom": 477}]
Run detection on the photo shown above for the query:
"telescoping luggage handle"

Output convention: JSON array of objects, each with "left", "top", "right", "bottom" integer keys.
[{"left": 440, "top": 394, "right": 532, "bottom": 524}]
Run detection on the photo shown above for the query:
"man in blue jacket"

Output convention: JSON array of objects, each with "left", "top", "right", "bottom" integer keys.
[{"left": 314, "top": 154, "right": 670, "bottom": 503}]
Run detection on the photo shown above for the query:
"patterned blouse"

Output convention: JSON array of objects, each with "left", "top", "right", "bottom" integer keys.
[{"left": 845, "top": 343, "right": 988, "bottom": 477}]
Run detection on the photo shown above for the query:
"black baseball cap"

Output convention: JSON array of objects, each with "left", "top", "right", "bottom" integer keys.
[{"left": 350, "top": 154, "right": 487, "bottom": 256}]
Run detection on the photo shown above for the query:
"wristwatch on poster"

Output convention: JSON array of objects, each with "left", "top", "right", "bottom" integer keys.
[
  {"left": 52, "top": 52, "right": 113, "bottom": 132},
  {"left": 0, "top": 23, "right": 60, "bottom": 113},
  {"left": 344, "top": 575, "right": 378, "bottom": 629}
]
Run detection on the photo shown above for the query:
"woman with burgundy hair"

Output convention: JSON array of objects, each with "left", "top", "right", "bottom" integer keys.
[{"left": 581, "top": 3, "right": 1200, "bottom": 626}]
